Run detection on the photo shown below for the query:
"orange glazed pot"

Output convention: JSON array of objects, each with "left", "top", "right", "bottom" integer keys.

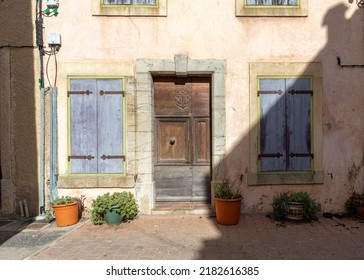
[
  {"left": 214, "top": 198, "right": 243, "bottom": 225},
  {"left": 52, "top": 202, "right": 79, "bottom": 227}
]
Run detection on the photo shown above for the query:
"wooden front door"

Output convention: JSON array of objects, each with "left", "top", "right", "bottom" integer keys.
[{"left": 154, "top": 76, "right": 211, "bottom": 204}]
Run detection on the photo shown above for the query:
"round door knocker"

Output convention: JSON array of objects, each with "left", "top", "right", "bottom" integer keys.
[{"left": 170, "top": 137, "right": 176, "bottom": 145}]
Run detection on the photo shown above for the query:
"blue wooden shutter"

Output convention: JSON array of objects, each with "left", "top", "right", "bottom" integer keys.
[
  {"left": 97, "top": 79, "right": 124, "bottom": 174},
  {"left": 69, "top": 79, "right": 98, "bottom": 174},
  {"left": 259, "top": 79, "right": 286, "bottom": 172},
  {"left": 286, "top": 78, "right": 312, "bottom": 171}
]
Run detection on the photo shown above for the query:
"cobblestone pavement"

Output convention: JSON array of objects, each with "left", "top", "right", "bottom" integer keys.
[{"left": 24, "top": 214, "right": 364, "bottom": 260}]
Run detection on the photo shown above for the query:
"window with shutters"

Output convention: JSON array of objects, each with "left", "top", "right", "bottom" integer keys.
[
  {"left": 248, "top": 62, "right": 324, "bottom": 186},
  {"left": 92, "top": 0, "right": 166, "bottom": 16},
  {"left": 68, "top": 78, "right": 126, "bottom": 175},
  {"left": 236, "top": 0, "right": 308, "bottom": 17},
  {"left": 103, "top": 0, "right": 157, "bottom": 6},
  {"left": 246, "top": 0, "right": 298, "bottom": 6},
  {"left": 258, "top": 77, "right": 312, "bottom": 173}
]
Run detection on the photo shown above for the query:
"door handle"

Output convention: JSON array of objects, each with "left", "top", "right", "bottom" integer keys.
[{"left": 170, "top": 138, "right": 176, "bottom": 145}]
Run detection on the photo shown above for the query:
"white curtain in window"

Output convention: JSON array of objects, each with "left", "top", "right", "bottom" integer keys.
[
  {"left": 246, "top": 0, "right": 298, "bottom": 5},
  {"left": 104, "top": 0, "right": 156, "bottom": 5}
]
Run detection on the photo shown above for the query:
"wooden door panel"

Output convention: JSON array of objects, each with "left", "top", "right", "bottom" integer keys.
[
  {"left": 154, "top": 78, "right": 192, "bottom": 117},
  {"left": 192, "top": 165, "right": 211, "bottom": 202},
  {"left": 156, "top": 119, "right": 190, "bottom": 163},
  {"left": 155, "top": 166, "right": 192, "bottom": 202},
  {"left": 192, "top": 81, "right": 210, "bottom": 116},
  {"left": 194, "top": 118, "right": 210, "bottom": 164}
]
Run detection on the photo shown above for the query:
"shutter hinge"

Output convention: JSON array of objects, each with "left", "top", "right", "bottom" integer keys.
[
  {"left": 67, "top": 90, "right": 93, "bottom": 97},
  {"left": 288, "top": 90, "right": 313, "bottom": 96},
  {"left": 68, "top": 155, "right": 95, "bottom": 161},
  {"left": 100, "top": 154, "right": 126, "bottom": 161},
  {"left": 289, "top": 153, "right": 314, "bottom": 159},
  {"left": 257, "top": 89, "right": 283, "bottom": 96},
  {"left": 99, "top": 90, "right": 125, "bottom": 96},
  {"left": 258, "top": 153, "right": 283, "bottom": 159}
]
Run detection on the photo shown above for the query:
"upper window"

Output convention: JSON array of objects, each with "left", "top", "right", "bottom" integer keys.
[
  {"left": 258, "top": 77, "right": 312, "bottom": 173},
  {"left": 236, "top": 0, "right": 308, "bottom": 17},
  {"left": 246, "top": 0, "right": 298, "bottom": 6},
  {"left": 103, "top": 0, "right": 157, "bottom": 6},
  {"left": 68, "top": 78, "right": 126, "bottom": 175},
  {"left": 93, "top": 0, "right": 166, "bottom": 16}
]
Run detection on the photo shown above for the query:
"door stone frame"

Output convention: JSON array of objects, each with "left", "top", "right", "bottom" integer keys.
[{"left": 135, "top": 55, "right": 226, "bottom": 214}]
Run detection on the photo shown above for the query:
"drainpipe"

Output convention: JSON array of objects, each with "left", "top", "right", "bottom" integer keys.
[
  {"left": 36, "top": 0, "right": 45, "bottom": 215},
  {"left": 49, "top": 87, "right": 58, "bottom": 202}
]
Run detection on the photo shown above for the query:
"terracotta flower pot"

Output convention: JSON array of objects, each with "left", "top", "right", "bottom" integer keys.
[
  {"left": 356, "top": 204, "right": 364, "bottom": 219},
  {"left": 53, "top": 201, "right": 79, "bottom": 227},
  {"left": 214, "top": 197, "right": 242, "bottom": 225}
]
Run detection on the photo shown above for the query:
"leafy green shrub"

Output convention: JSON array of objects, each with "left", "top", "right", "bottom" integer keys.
[
  {"left": 91, "top": 192, "right": 139, "bottom": 225},
  {"left": 272, "top": 192, "right": 290, "bottom": 221},
  {"left": 272, "top": 191, "right": 320, "bottom": 222},
  {"left": 215, "top": 179, "right": 243, "bottom": 199},
  {"left": 345, "top": 192, "right": 364, "bottom": 216}
]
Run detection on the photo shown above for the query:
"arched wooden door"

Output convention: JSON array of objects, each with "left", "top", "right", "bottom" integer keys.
[{"left": 153, "top": 76, "right": 211, "bottom": 205}]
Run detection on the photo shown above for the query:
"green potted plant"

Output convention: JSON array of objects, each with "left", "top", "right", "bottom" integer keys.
[
  {"left": 272, "top": 191, "right": 320, "bottom": 222},
  {"left": 52, "top": 196, "right": 80, "bottom": 227},
  {"left": 90, "top": 192, "right": 139, "bottom": 225},
  {"left": 214, "top": 179, "right": 243, "bottom": 225},
  {"left": 345, "top": 192, "right": 364, "bottom": 219}
]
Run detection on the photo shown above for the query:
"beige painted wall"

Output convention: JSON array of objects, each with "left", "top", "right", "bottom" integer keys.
[{"left": 44, "top": 0, "right": 364, "bottom": 214}]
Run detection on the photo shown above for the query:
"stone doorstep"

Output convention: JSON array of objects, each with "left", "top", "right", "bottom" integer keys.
[
  {"left": 22, "top": 223, "right": 52, "bottom": 231},
  {"left": 0, "top": 220, "right": 14, "bottom": 228}
]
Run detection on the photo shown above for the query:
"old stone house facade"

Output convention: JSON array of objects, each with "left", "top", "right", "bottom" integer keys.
[{"left": 1, "top": 0, "right": 363, "bottom": 217}]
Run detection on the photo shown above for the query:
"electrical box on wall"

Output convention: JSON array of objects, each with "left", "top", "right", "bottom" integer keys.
[
  {"left": 47, "top": 33, "right": 61, "bottom": 47},
  {"left": 46, "top": 0, "right": 59, "bottom": 8}
]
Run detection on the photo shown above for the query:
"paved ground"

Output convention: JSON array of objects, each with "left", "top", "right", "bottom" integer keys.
[{"left": 1, "top": 214, "right": 363, "bottom": 260}]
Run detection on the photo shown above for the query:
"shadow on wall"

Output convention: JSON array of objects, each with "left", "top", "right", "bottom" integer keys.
[
  {"left": 0, "top": 0, "right": 38, "bottom": 216},
  {"left": 196, "top": 4, "right": 364, "bottom": 259}
]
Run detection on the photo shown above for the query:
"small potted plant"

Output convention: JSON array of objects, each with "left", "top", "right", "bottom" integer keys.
[
  {"left": 272, "top": 191, "right": 320, "bottom": 222},
  {"left": 90, "top": 192, "right": 139, "bottom": 225},
  {"left": 52, "top": 196, "right": 80, "bottom": 227},
  {"left": 214, "top": 179, "right": 243, "bottom": 225},
  {"left": 345, "top": 192, "right": 364, "bottom": 219}
]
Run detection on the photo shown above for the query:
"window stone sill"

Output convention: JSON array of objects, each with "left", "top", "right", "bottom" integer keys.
[
  {"left": 236, "top": 0, "right": 308, "bottom": 17},
  {"left": 247, "top": 171, "right": 324, "bottom": 186},
  {"left": 92, "top": 0, "right": 167, "bottom": 17},
  {"left": 57, "top": 175, "right": 135, "bottom": 189}
]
